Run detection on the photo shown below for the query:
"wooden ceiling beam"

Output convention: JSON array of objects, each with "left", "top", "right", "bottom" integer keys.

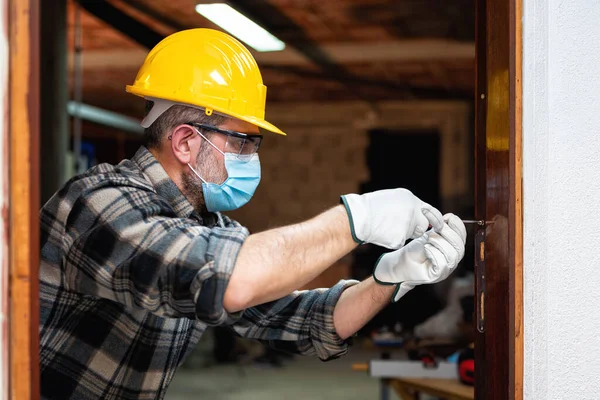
[
  {"left": 225, "top": 0, "right": 384, "bottom": 103},
  {"left": 261, "top": 65, "right": 472, "bottom": 100},
  {"left": 226, "top": 0, "right": 342, "bottom": 72},
  {"left": 109, "top": 0, "right": 188, "bottom": 34},
  {"left": 70, "top": 39, "right": 474, "bottom": 69},
  {"left": 76, "top": 0, "right": 164, "bottom": 49},
  {"left": 75, "top": 0, "right": 473, "bottom": 101}
]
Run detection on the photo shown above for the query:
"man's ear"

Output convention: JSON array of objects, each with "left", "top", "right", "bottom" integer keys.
[{"left": 169, "top": 124, "right": 199, "bottom": 165}]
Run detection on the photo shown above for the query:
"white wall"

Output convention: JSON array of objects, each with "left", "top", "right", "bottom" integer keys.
[{"left": 523, "top": 0, "right": 600, "bottom": 398}]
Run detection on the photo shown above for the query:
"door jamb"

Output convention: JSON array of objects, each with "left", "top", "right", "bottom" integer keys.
[
  {"left": 8, "top": 0, "right": 41, "bottom": 398},
  {"left": 509, "top": 0, "right": 524, "bottom": 398},
  {"left": 475, "top": 0, "right": 523, "bottom": 398}
]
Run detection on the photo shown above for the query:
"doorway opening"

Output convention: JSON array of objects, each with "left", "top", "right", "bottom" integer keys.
[{"left": 5, "top": 0, "right": 523, "bottom": 398}]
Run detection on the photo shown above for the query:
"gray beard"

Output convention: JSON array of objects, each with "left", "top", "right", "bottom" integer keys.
[
  {"left": 181, "top": 141, "right": 228, "bottom": 214},
  {"left": 182, "top": 170, "right": 206, "bottom": 213}
]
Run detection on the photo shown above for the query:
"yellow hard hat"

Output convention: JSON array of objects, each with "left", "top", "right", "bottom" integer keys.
[{"left": 126, "top": 28, "right": 285, "bottom": 135}]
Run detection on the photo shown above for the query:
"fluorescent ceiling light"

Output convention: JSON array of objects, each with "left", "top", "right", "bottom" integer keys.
[{"left": 195, "top": 3, "right": 286, "bottom": 52}]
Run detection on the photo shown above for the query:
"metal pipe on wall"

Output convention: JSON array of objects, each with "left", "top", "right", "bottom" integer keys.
[{"left": 66, "top": 101, "right": 144, "bottom": 135}]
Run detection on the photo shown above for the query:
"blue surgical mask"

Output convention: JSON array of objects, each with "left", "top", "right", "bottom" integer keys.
[{"left": 188, "top": 130, "right": 261, "bottom": 212}]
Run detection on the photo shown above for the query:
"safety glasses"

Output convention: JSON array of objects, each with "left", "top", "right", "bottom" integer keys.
[{"left": 189, "top": 122, "right": 263, "bottom": 162}]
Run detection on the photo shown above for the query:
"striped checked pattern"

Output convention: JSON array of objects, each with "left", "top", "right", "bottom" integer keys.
[{"left": 39, "top": 146, "right": 355, "bottom": 399}]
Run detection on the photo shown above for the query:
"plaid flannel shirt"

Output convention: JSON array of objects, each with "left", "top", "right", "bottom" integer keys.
[{"left": 39, "top": 146, "right": 356, "bottom": 400}]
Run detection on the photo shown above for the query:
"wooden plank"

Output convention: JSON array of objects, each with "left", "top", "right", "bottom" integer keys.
[
  {"left": 1, "top": 0, "right": 10, "bottom": 397},
  {"left": 389, "top": 380, "right": 417, "bottom": 400},
  {"left": 390, "top": 378, "right": 474, "bottom": 400},
  {"left": 9, "top": 0, "right": 40, "bottom": 398},
  {"left": 509, "top": 0, "right": 524, "bottom": 398},
  {"left": 72, "top": 39, "right": 475, "bottom": 70}
]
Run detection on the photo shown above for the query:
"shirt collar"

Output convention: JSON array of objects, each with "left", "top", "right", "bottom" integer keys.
[{"left": 132, "top": 146, "right": 196, "bottom": 219}]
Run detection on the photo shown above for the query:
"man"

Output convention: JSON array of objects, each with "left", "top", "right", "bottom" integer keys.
[{"left": 39, "top": 29, "right": 466, "bottom": 399}]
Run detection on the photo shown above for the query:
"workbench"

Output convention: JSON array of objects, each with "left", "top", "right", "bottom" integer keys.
[{"left": 387, "top": 377, "right": 474, "bottom": 400}]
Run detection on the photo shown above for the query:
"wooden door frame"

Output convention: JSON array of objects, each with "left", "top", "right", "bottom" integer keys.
[
  {"left": 508, "top": 0, "right": 523, "bottom": 398},
  {"left": 474, "top": 0, "right": 523, "bottom": 398},
  {"left": 8, "top": 0, "right": 40, "bottom": 398},
  {"left": 2, "top": 0, "right": 523, "bottom": 398}
]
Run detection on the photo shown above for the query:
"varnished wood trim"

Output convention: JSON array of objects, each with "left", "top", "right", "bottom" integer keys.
[
  {"left": 509, "top": 0, "right": 524, "bottom": 398},
  {"left": 1, "top": 0, "right": 10, "bottom": 397},
  {"left": 9, "top": 0, "right": 40, "bottom": 398},
  {"left": 475, "top": 0, "right": 523, "bottom": 397},
  {"left": 473, "top": 0, "right": 487, "bottom": 396}
]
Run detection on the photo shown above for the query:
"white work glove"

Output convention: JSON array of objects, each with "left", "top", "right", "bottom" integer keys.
[
  {"left": 373, "top": 213, "right": 467, "bottom": 302},
  {"left": 341, "top": 188, "right": 444, "bottom": 249}
]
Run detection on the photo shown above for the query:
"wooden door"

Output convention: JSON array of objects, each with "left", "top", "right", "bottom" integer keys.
[{"left": 474, "top": 0, "right": 522, "bottom": 399}]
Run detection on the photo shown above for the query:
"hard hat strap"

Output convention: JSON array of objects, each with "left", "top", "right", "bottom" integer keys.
[{"left": 141, "top": 97, "right": 175, "bottom": 128}]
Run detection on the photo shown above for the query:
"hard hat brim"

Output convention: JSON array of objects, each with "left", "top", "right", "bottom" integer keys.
[{"left": 243, "top": 115, "right": 286, "bottom": 136}]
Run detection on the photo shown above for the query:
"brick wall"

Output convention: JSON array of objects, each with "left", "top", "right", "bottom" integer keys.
[
  {"left": 227, "top": 125, "right": 369, "bottom": 233},
  {"left": 226, "top": 101, "right": 472, "bottom": 288}
]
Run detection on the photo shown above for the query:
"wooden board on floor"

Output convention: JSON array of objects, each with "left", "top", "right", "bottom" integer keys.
[{"left": 390, "top": 378, "right": 474, "bottom": 400}]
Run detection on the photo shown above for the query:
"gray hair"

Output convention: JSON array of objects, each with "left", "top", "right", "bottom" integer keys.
[{"left": 143, "top": 101, "right": 228, "bottom": 149}]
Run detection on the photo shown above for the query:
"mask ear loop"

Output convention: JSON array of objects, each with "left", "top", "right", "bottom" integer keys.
[
  {"left": 188, "top": 162, "right": 208, "bottom": 184},
  {"left": 195, "top": 128, "right": 225, "bottom": 156}
]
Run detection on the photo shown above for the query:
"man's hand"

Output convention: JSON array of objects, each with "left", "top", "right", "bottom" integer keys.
[
  {"left": 341, "top": 188, "right": 444, "bottom": 249},
  {"left": 373, "top": 213, "right": 467, "bottom": 302}
]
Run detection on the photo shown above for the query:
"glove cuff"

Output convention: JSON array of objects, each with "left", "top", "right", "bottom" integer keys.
[
  {"left": 340, "top": 194, "right": 365, "bottom": 245},
  {"left": 372, "top": 253, "right": 396, "bottom": 286},
  {"left": 373, "top": 250, "right": 416, "bottom": 303},
  {"left": 392, "top": 283, "right": 414, "bottom": 302}
]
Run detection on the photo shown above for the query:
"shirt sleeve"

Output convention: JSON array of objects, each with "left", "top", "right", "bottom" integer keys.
[
  {"left": 230, "top": 279, "right": 359, "bottom": 361},
  {"left": 63, "top": 187, "right": 249, "bottom": 326}
]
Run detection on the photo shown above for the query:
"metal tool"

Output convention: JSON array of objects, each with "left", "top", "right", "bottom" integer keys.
[{"left": 462, "top": 219, "right": 494, "bottom": 226}]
